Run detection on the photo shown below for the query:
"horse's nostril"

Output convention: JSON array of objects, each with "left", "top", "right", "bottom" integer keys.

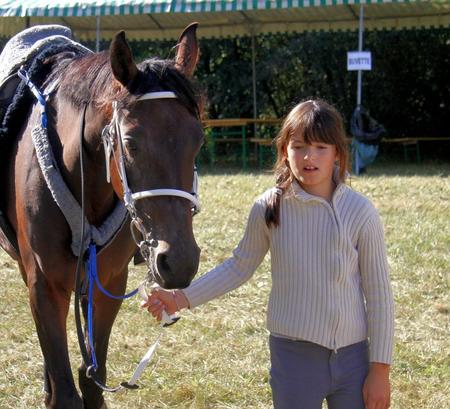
[
  {"left": 155, "top": 245, "right": 200, "bottom": 289},
  {"left": 157, "top": 253, "right": 171, "bottom": 276}
]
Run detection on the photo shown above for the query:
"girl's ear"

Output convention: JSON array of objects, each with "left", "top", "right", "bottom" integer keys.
[
  {"left": 333, "top": 146, "right": 339, "bottom": 163},
  {"left": 281, "top": 144, "right": 288, "bottom": 159}
]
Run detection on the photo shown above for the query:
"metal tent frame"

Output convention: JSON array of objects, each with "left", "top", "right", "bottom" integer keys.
[{"left": 0, "top": 0, "right": 448, "bottom": 119}]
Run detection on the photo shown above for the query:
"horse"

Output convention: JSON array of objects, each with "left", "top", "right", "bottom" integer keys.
[{"left": 0, "top": 23, "right": 203, "bottom": 409}]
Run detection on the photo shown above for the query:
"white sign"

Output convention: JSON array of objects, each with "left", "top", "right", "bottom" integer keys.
[{"left": 347, "top": 51, "right": 372, "bottom": 71}]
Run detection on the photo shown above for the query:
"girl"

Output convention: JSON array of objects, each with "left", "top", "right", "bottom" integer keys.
[{"left": 144, "top": 99, "right": 394, "bottom": 409}]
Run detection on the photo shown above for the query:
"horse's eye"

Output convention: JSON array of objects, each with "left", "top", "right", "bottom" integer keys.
[{"left": 123, "top": 138, "right": 138, "bottom": 152}]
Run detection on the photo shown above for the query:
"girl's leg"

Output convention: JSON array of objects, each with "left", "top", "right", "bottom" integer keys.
[
  {"left": 269, "top": 335, "right": 330, "bottom": 409},
  {"left": 326, "top": 340, "right": 369, "bottom": 409}
]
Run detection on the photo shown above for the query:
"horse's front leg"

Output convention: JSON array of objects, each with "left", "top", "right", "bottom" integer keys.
[
  {"left": 27, "top": 262, "right": 83, "bottom": 409},
  {"left": 79, "top": 267, "right": 128, "bottom": 409}
]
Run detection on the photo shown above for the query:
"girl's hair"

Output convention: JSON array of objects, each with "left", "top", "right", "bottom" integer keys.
[{"left": 265, "top": 98, "right": 349, "bottom": 228}]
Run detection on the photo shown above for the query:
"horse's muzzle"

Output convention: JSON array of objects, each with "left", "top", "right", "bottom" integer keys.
[{"left": 154, "top": 242, "right": 200, "bottom": 289}]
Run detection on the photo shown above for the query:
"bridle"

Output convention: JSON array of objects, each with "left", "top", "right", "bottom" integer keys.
[
  {"left": 19, "top": 59, "right": 201, "bottom": 395},
  {"left": 74, "top": 90, "right": 201, "bottom": 393},
  {"left": 101, "top": 90, "right": 200, "bottom": 280}
]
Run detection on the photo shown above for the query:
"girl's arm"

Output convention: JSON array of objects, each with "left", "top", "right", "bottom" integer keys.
[
  {"left": 145, "top": 198, "right": 270, "bottom": 317},
  {"left": 358, "top": 210, "right": 394, "bottom": 409},
  {"left": 358, "top": 210, "right": 395, "bottom": 364}
]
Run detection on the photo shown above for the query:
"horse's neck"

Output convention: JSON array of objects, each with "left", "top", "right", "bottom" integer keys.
[{"left": 53, "top": 99, "right": 116, "bottom": 225}]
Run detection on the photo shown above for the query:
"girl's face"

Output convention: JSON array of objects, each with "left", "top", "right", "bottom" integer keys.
[{"left": 285, "top": 134, "right": 338, "bottom": 201}]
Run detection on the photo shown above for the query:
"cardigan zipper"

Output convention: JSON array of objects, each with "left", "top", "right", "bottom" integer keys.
[{"left": 329, "top": 200, "right": 341, "bottom": 354}]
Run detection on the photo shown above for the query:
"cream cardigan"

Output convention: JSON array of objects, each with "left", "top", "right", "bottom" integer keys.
[{"left": 184, "top": 180, "right": 394, "bottom": 364}]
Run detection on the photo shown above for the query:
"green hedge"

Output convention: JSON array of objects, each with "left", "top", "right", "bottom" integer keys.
[
  {"left": 3, "top": 26, "right": 447, "bottom": 145},
  {"left": 191, "top": 28, "right": 449, "bottom": 141}
]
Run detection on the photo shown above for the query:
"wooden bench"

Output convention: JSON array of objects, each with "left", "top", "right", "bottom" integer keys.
[
  {"left": 202, "top": 118, "right": 251, "bottom": 169},
  {"left": 380, "top": 137, "right": 450, "bottom": 163},
  {"left": 202, "top": 118, "right": 282, "bottom": 169}
]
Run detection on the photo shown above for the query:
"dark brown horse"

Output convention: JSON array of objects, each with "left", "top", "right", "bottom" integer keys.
[{"left": 0, "top": 24, "right": 202, "bottom": 408}]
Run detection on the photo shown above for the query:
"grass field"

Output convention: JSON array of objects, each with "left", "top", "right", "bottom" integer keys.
[{"left": 0, "top": 161, "right": 449, "bottom": 408}]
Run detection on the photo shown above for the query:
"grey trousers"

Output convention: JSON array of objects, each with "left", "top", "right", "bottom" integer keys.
[{"left": 269, "top": 335, "right": 369, "bottom": 409}]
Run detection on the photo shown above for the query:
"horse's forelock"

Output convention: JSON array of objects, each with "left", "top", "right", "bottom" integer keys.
[{"left": 127, "top": 58, "right": 200, "bottom": 117}]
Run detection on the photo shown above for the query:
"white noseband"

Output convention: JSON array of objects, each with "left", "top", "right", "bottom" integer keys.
[{"left": 102, "top": 91, "right": 201, "bottom": 215}]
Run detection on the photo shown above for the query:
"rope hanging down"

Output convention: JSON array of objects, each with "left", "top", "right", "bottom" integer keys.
[
  {"left": 85, "top": 242, "right": 171, "bottom": 391},
  {"left": 75, "top": 103, "right": 178, "bottom": 393}
]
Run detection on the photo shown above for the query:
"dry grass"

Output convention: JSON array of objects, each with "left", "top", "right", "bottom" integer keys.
[{"left": 0, "top": 162, "right": 449, "bottom": 408}]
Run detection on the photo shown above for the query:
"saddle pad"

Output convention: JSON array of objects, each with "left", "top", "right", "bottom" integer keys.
[
  {"left": 0, "top": 25, "right": 91, "bottom": 125},
  {"left": 0, "top": 25, "right": 72, "bottom": 87}
]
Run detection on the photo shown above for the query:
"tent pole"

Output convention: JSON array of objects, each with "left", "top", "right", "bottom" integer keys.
[
  {"left": 357, "top": 5, "right": 364, "bottom": 107},
  {"left": 251, "top": 32, "right": 257, "bottom": 135},
  {"left": 96, "top": 16, "right": 101, "bottom": 52}
]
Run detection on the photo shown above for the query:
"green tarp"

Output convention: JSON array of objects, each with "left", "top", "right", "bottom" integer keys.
[{"left": 0, "top": 0, "right": 448, "bottom": 40}]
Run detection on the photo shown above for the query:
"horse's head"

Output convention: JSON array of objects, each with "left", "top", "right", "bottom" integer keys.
[{"left": 107, "top": 24, "right": 203, "bottom": 289}]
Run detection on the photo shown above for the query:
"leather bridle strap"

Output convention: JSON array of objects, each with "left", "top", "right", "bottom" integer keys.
[
  {"left": 107, "top": 91, "right": 200, "bottom": 276},
  {"left": 110, "top": 91, "right": 200, "bottom": 215},
  {"left": 74, "top": 104, "right": 124, "bottom": 392},
  {"left": 75, "top": 91, "right": 202, "bottom": 393}
]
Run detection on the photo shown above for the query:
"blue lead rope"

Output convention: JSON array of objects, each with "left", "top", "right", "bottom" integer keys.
[
  {"left": 86, "top": 242, "right": 139, "bottom": 372},
  {"left": 87, "top": 244, "right": 98, "bottom": 371}
]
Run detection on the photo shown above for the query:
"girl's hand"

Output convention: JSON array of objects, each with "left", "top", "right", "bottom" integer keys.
[
  {"left": 363, "top": 363, "right": 391, "bottom": 409},
  {"left": 141, "top": 288, "right": 188, "bottom": 321}
]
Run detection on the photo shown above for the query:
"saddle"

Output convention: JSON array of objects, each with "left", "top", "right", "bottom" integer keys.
[
  {"left": 0, "top": 25, "right": 89, "bottom": 125},
  {"left": 0, "top": 25, "right": 90, "bottom": 257},
  {"left": 0, "top": 26, "right": 141, "bottom": 264}
]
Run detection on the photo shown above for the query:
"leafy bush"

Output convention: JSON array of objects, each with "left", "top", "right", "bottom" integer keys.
[{"left": 127, "top": 27, "right": 449, "bottom": 159}]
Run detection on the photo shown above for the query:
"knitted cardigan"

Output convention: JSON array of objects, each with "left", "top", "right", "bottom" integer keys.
[{"left": 184, "top": 178, "right": 395, "bottom": 364}]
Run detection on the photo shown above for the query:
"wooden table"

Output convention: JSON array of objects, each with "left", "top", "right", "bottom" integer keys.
[
  {"left": 380, "top": 137, "right": 450, "bottom": 163},
  {"left": 202, "top": 118, "right": 282, "bottom": 169}
]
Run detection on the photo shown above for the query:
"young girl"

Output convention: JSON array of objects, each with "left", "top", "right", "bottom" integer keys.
[{"left": 144, "top": 99, "right": 394, "bottom": 409}]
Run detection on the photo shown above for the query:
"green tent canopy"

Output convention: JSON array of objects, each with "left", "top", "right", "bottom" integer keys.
[{"left": 0, "top": 0, "right": 448, "bottom": 41}]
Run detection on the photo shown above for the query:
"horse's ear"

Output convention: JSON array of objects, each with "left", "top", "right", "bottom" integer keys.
[
  {"left": 174, "top": 22, "right": 199, "bottom": 78},
  {"left": 110, "top": 31, "right": 138, "bottom": 87}
]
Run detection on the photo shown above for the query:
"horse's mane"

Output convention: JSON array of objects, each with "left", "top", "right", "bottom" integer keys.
[{"left": 53, "top": 52, "right": 200, "bottom": 118}]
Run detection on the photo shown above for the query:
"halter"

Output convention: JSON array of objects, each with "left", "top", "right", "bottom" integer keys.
[
  {"left": 103, "top": 91, "right": 200, "bottom": 214},
  {"left": 102, "top": 91, "right": 201, "bottom": 278},
  {"left": 18, "top": 68, "right": 200, "bottom": 394},
  {"left": 77, "top": 91, "right": 201, "bottom": 392}
]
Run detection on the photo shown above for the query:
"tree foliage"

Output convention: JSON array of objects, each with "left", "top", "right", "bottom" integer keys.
[
  {"left": 129, "top": 27, "right": 449, "bottom": 140},
  {"left": 3, "top": 26, "right": 445, "bottom": 140}
]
